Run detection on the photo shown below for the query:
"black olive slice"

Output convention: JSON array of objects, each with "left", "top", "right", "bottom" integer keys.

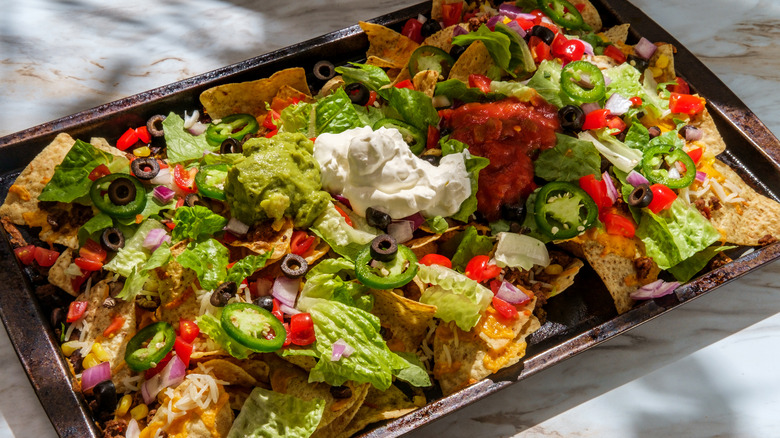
[
  {"left": 421, "top": 19, "right": 442, "bottom": 38},
  {"left": 220, "top": 137, "right": 243, "bottom": 154},
  {"left": 313, "top": 60, "right": 336, "bottom": 81},
  {"left": 366, "top": 207, "right": 392, "bottom": 229},
  {"left": 500, "top": 203, "right": 526, "bottom": 223},
  {"left": 626, "top": 54, "right": 650, "bottom": 72},
  {"left": 146, "top": 114, "right": 166, "bottom": 137},
  {"left": 253, "top": 295, "right": 274, "bottom": 312},
  {"left": 345, "top": 82, "right": 370, "bottom": 106},
  {"left": 210, "top": 282, "right": 237, "bottom": 307},
  {"left": 628, "top": 183, "right": 654, "bottom": 208},
  {"left": 185, "top": 193, "right": 210, "bottom": 208},
  {"left": 130, "top": 157, "right": 160, "bottom": 180},
  {"left": 449, "top": 44, "right": 468, "bottom": 60},
  {"left": 101, "top": 227, "right": 125, "bottom": 251},
  {"left": 370, "top": 234, "right": 398, "bottom": 262},
  {"left": 528, "top": 25, "right": 556, "bottom": 45},
  {"left": 93, "top": 380, "right": 117, "bottom": 414},
  {"left": 280, "top": 253, "right": 308, "bottom": 279},
  {"left": 420, "top": 154, "right": 441, "bottom": 167},
  {"left": 107, "top": 177, "right": 136, "bottom": 206},
  {"left": 558, "top": 105, "right": 585, "bottom": 131}
]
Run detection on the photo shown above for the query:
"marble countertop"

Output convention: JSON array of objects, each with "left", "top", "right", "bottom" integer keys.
[{"left": 1, "top": 1, "right": 778, "bottom": 437}]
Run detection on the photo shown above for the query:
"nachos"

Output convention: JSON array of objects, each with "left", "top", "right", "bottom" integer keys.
[{"left": 2, "top": 0, "right": 779, "bottom": 437}]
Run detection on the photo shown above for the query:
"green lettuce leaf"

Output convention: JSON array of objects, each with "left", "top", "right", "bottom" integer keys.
[
  {"left": 493, "top": 232, "right": 550, "bottom": 271},
  {"left": 636, "top": 199, "right": 721, "bottom": 270},
  {"left": 228, "top": 387, "right": 324, "bottom": 438},
  {"left": 310, "top": 203, "right": 378, "bottom": 261},
  {"left": 393, "top": 351, "right": 432, "bottom": 387},
  {"left": 450, "top": 226, "right": 495, "bottom": 272},
  {"left": 534, "top": 133, "right": 601, "bottom": 182},
  {"left": 612, "top": 168, "right": 642, "bottom": 223},
  {"left": 116, "top": 242, "right": 172, "bottom": 301},
  {"left": 453, "top": 25, "right": 512, "bottom": 73},
  {"left": 279, "top": 101, "right": 314, "bottom": 136},
  {"left": 435, "top": 79, "right": 507, "bottom": 103},
  {"left": 580, "top": 129, "right": 643, "bottom": 173},
  {"left": 417, "top": 263, "right": 493, "bottom": 331},
  {"left": 441, "top": 138, "right": 489, "bottom": 223},
  {"left": 335, "top": 62, "right": 391, "bottom": 94},
  {"left": 493, "top": 22, "right": 536, "bottom": 76},
  {"left": 203, "top": 152, "right": 245, "bottom": 166},
  {"left": 425, "top": 216, "right": 449, "bottom": 234},
  {"left": 39, "top": 139, "right": 120, "bottom": 203},
  {"left": 386, "top": 87, "right": 440, "bottom": 131},
  {"left": 103, "top": 219, "right": 164, "bottom": 277},
  {"left": 624, "top": 121, "right": 650, "bottom": 150},
  {"left": 526, "top": 60, "right": 577, "bottom": 108},
  {"left": 315, "top": 88, "right": 363, "bottom": 135},
  {"left": 197, "top": 313, "right": 251, "bottom": 359},
  {"left": 299, "top": 258, "right": 373, "bottom": 311},
  {"left": 667, "top": 245, "right": 735, "bottom": 283},
  {"left": 163, "top": 112, "right": 216, "bottom": 163},
  {"left": 78, "top": 213, "right": 113, "bottom": 246},
  {"left": 489, "top": 80, "right": 539, "bottom": 102},
  {"left": 176, "top": 238, "right": 230, "bottom": 290},
  {"left": 225, "top": 252, "right": 272, "bottom": 284},
  {"left": 171, "top": 205, "right": 228, "bottom": 242}
]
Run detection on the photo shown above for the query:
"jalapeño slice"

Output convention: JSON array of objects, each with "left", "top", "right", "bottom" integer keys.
[
  {"left": 89, "top": 173, "right": 147, "bottom": 219},
  {"left": 221, "top": 303, "right": 286, "bottom": 353},
  {"left": 534, "top": 181, "right": 598, "bottom": 240},
  {"left": 124, "top": 321, "right": 176, "bottom": 371},
  {"left": 355, "top": 235, "right": 419, "bottom": 289},
  {"left": 560, "top": 61, "right": 606, "bottom": 104},
  {"left": 373, "top": 118, "right": 426, "bottom": 155},
  {"left": 206, "top": 113, "right": 259, "bottom": 146},
  {"left": 641, "top": 145, "right": 696, "bottom": 189},
  {"left": 536, "top": 0, "right": 590, "bottom": 30},
  {"left": 408, "top": 45, "right": 455, "bottom": 79},
  {"left": 195, "top": 164, "right": 229, "bottom": 201}
]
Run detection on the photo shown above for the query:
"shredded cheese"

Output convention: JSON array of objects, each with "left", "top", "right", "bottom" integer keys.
[{"left": 442, "top": 344, "right": 452, "bottom": 367}]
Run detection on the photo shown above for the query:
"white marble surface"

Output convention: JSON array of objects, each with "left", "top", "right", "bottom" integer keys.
[{"left": 1, "top": 1, "right": 779, "bottom": 437}]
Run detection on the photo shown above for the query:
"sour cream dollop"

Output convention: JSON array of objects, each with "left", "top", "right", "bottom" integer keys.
[{"left": 313, "top": 126, "right": 471, "bottom": 219}]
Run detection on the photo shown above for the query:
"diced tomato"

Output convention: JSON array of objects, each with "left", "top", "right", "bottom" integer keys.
[
  {"left": 669, "top": 77, "right": 691, "bottom": 95},
  {"left": 419, "top": 254, "right": 452, "bottom": 269},
  {"left": 602, "top": 212, "right": 636, "bottom": 238},
  {"left": 579, "top": 174, "right": 612, "bottom": 209},
  {"left": 492, "top": 296, "right": 518, "bottom": 319},
  {"left": 669, "top": 93, "right": 705, "bottom": 115},
  {"left": 80, "top": 239, "right": 107, "bottom": 263},
  {"left": 178, "top": 319, "right": 200, "bottom": 343},
  {"left": 173, "top": 164, "right": 198, "bottom": 194},
  {"left": 262, "top": 110, "right": 281, "bottom": 131},
  {"left": 515, "top": 17, "right": 535, "bottom": 31},
  {"left": 14, "top": 245, "right": 36, "bottom": 265},
  {"left": 174, "top": 336, "right": 193, "bottom": 367},
  {"left": 603, "top": 45, "right": 626, "bottom": 64},
  {"left": 606, "top": 115, "right": 627, "bottom": 133},
  {"left": 530, "top": 9, "right": 546, "bottom": 25},
  {"left": 465, "top": 255, "right": 501, "bottom": 283},
  {"left": 426, "top": 125, "right": 440, "bottom": 150},
  {"left": 401, "top": 18, "right": 424, "bottom": 44},
  {"left": 282, "top": 322, "right": 292, "bottom": 347},
  {"left": 333, "top": 205, "right": 353, "bottom": 227},
  {"left": 33, "top": 246, "right": 60, "bottom": 267},
  {"left": 468, "top": 74, "right": 492, "bottom": 93},
  {"left": 365, "top": 90, "right": 378, "bottom": 107},
  {"left": 74, "top": 257, "right": 103, "bottom": 272},
  {"left": 289, "top": 313, "right": 316, "bottom": 346},
  {"left": 647, "top": 183, "right": 677, "bottom": 213},
  {"left": 88, "top": 164, "right": 111, "bottom": 182},
  {"left": 687, "top": 147, "right": 703, "bottom": 164},
  {"left": 531, "top": 40, "right": 553, "bottom": 63},
  {"left": 145, "top": 352, "right": 173, "bottom": 379},
  {"left": 271, "top": 93, "right": 304, "bottom": 113},
  {"left": 265, "top": 129, "right": 279, "bottom": 138},
  {"left": 163, "top": 220, "right": 176, "bottom": 231},
  {"left": 117, "top": 127, "right": 139, "bottom": 151},
  {"left": 582, "top": 109, "right": 611, "bottom": 130},
  {"left": 290, "top": 231, "right": 316, "bottom": 256},
  {"left": 441, "top": 0, "right": 464, "bottom": 27},
  {"left": 66, "top": 301, "right": 88, "bottom": 323},
  {"left": 102, "top": 315, "right": 126, "bottom": 338},
  {"left": 575, "top": 3, "right": 586, "bottom": 12},
  {"left": 394, "top": 79, "right": 415, "bottom": 90},
  {"left": 551, "top": 34, "right": 584, "bottom": 62},
  {"left": 271, "top": 298, "right": 284, "bottom": 322},
  {"left": 70, "top": 269, "right": 89, "bottom": 293},
  {"left": 630, "top": 96, "right": 643, "bottom": 107},
  {"left": 135, "top": 126, "right": 152, "bottom": 144}
]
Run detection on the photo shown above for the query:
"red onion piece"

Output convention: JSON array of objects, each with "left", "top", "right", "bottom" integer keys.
[
  {"left": 504, "top": 19, "right": 526, "bottom": 38},
  {"left": 160, "top": 355, "right": 186, "bottom": 389},
  {"left": 495, "top": 281, "right": 531, "bottom": 305},
  {"left": 576, "top": 38, "right": 594, "bottom": 55},
  {"left": 332, "top": 194, "right": 352, "bottom": 209},
  {"left": 279, "top": 303, "right": 301, "bottom": 316},
  {"left": 187, "top": 121, "right": 209, "bottom": 136},
  {"left": 498, "top": 3, "right": 527, "bottom": 18},
  {"left": 142, "top": 228, "right": 168, "bottom": 252},
  {"left": 630, "top": 280, "right": 679, "bottom": 300},
  {"left": 272, "top": 276, "right": 300, "bottom": 308},
  {"left": 486, "top": 15, "right": 505, "bottom": 30},
  {"left": 141, "top": 374, "right": 162, "bottom": 405},
  {"left": 330, "top": 338, "right": 355, "bottom": 361},
  {"left": 126, "top": 419, "right": 141, "bottom": 438},
  {"left": 696, "top": 171, "right": 707, "bottom": 182},
  {"left": 81, "top": 361, "right": 111, "bottom": 391},
  {"left": 581, "top": 102, "right": 601, "bottom": 115},
  {"left": 626, "top": 170, "right": 649, "bottom": 187},
  {"left": 225, "top": 217, "right": 250, "bottom": 236},
  {"left": 602, "top": 172, "right": 619, "bottom": 203},
  {"left": 604, "top": 93, "right": 632, "bottom": 116},
  {"left": 152, "top": 185, "right": 176, "bottom": 204},
  {"left": 401, "top": 212, "right": 425, "bottom": 230},
  {"left": 634, "top": 37, "right": 657, "bottom": 60},
  {"left": 150, "top": 167, "right": 171, "bottom": 186},
  {"left": 683, "top": 126, "right": 703, "bottom": 141},
  {"left": 387, "top": 220, "right": 414, "bottom": 243},
  {"left": 453, "top": 25, "right": 468, "bottom": 37}
]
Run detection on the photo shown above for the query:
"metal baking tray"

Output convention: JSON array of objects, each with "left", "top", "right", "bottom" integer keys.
[{"left": 1, "top": 1, "right": 778, "bottom": 437}]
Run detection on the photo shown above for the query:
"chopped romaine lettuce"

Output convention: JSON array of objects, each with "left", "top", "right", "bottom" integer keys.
[
  {"left": 197, "top": 313, "right": 251, "bottom": 359},
  {"left": 579, "top": 129, "right": 643, "bottom": 173},
  {"left": 103, "top": 219, "right": 164, "bottom": 277},
  {"left": 171, "top": 205, "right": 228, "bottom": 242},
  {"left": 310, "top": 203, "right": 377, "bottom": 261},
  {"left": 534, "top": 133, "right": 601, "bottom": 182},
  {"left": 493, "top": 232, "right": 550, "bottom": 270},
  {"left": 450, "top": 226, "right": 495, "bottom": 272},
  {"left": 386, "top": 87, "right": 440, "bottom": 131},
  {"left": 441, "top": 138, "right": 489, "bottom": 223},
  {"left": 667, "top": 245, "right": 735, "bottom": 283},
  {"left": 435, "top": 79, "right": 507, "bottom": 103},
  {"left": 335, "top": 62, "right": 391, "bottom": 94},
  {"left": 176, "top": 238, "right": 230, "bottom": 290},
  {"left": 416, "top": 264, "right": 493, "bottom": 331},
  {"left": 163, "top": 112, "right": 216, "bottom": 163},
  {"left": 39, "top": 139, "right": 122, "bottom": 203},
  {"left": 228, "top": 387, "right": 324, "bottom": 438},
  {"left": 315, "top": 88, "right": 364, "bottom": 135}
]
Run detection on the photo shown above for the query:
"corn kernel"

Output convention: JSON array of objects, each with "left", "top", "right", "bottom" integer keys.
[
  {"left": 91, "top": 343, "right": 111, "bottom": 362},
  {"left": 61, "top": 341, "right": 81, "bottom": 357},
  {"left": 544, "top": 264, "right": 564, "bottom": 275},
  {"left": 115, "top": 394, "right": 133, "bottom": 417},
  {"left": 655, "top": 54, "right": 669, "bottom": 69},
  {"left": 650, "top": 67, "right": 663, "bottom": 78},
  {"left": 133, "top": 146, "right": 151, "bottom": 157},
  {"left": 130, "top": 404, "right": 149, "bottom": 421},
  {"left": 502, "top": 16, "right": 511, "bottom": 24},
  {"left": 82, "top": 353, "right": 101, "bottom": 369}
]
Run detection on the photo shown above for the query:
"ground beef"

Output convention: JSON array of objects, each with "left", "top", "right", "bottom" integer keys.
[
  {"left": 69, "top": 350, "right": 84, "bottom": 374},
  {"left": 710, "top": 196, "right": 722, "bottom": 211},
  {"left": 758, "top": 234, "right": 778, "bottom": 246},
  {"left": 468, "top": 15, "right": 490, "bottom": 32},
  {"left": 146, "top": 408, "right": 157, "bottom": 425},
  {"left": 708, "top": 252, "right": 733, "bottom": 270},
  {"left": 693, "top": 198, "right": 711, "bottom": 220},
  {"left": 633, "top": 257, "right": 656, "bottom": 281},
  {"left": 101, "top": 419, "right": 127, "bottom": 438}
]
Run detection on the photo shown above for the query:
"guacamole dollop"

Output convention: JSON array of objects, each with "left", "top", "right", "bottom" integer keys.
[{"left": 225, "top": 132, "right": 330, "bottom": 227}]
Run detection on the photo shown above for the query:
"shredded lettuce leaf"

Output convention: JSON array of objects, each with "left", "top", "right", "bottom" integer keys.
[
  {"left": 228, "top": 387, "right": 325, "bottom": 438},
  {"left": 78, "top": 213, "right": 113, "bottom": 246},
  {"left": 435, "top": 79, "right": 507, "bottom": 103},
  {"left": 299, "top": 258, "right": 373, "bottom": 312},
  {"left": 525, "top": 60, "right": 577, "bottom": 108},
  {"left": 163, "top": 112, "right": 216, "bottom": 163},
  {"left": 386, "top": 87, "right": 440, "bottom": 131},
  {"left": 197, "top": 313, "right": 251, "bottom": 359},
  {"left": 225, "top": 252, "right": 272, "bottom": 284},
  {"left": 103, "top": 219, "right": 164, "bottom": 277},
  {"left": 624, "top": 121, "right": 650, "bottom": 150},
  {"left": 417, "top": 264, "right": 493, "bottom": 331},
  {"left": 579, "top": 129, "right": 643, "bottom": 173},
  {"left": 534, "top": 133, "right": 601, "bottom": 182},
  {"left": 425, "top": 216, "right": 449, "bottom": 234},
  {"left": 493, "top": 232, "right": 550, "bottom": 270},
  {"left": 310, "top": 203, "right": 377, "bottom": 261},
  {"left": 171, "top": 205, "right": 228, "bottom": 242},
  {"left": 116, "top": 189, "right": 176, "bottom": 226},
  {"left": 315, "top": 88, "right": 364, "bottom": 135},
  {"left": 176, "top": 238, "right": 230, "bottom": 290},
  {"left": 667, "top": 245, "right": 735, "bottom": 283},
  {"left": 39, "top": 139, "right": 122, "bottom": 203},
  {"left": 450, "top": 226, "right": 495, "bottom": 272},
  {"left": 116, "top": 242, "right": 172, "bottom": 301},
  {"left": 335, "top": 62, "right": 391, "bottom": 94}
]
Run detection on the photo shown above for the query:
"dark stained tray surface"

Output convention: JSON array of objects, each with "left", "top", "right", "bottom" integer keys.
[{"left": 1, "top": 1, "right": 779, "bottom": 437}]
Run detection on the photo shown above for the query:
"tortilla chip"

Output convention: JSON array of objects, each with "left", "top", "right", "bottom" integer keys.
[
  {"left": 311, "top": 384, "right": 370, "bottom": 438},
  {"left": 412, "top": 70, "right": 440, "bottom": 98},
  {"left": 154, "top": 240, "right": 201, "bottom": 325},
  {"left": 46, "top": 248, "right": 77, "bottom": 296},
  {"left": 199, "top": 68, "right": 309, "bottom": 120},
  {"left": 433, "top": 297, "right": 539, "bottom": 396},
  {"left": 694, "top": 159, "right": 780, "bottom": 245},
  {"left": 224, "top": 356, "right": 270, "bottom": 383},
  {"left": 690, "top": 108, "right": 727, "bottom": 155},
  {"left": 448, "top": 40, "right": 494, "bottom": 82},
  {"left": 201, "top": 359, "right": 258, "bottom": 387},
  {"left": 649, "top": 43, "right": 676, "bottom": 83},
  {"left": 359, "top": 22, "right": 419, "bottom": 70},
  {"left": 371, "top": 289, "right": 437, "bottom": 353},
  {"left": 546, "top": 258, "right": 586, "bottom": 298},
  {"left": 602, "top": 23, "right": 630, "bottom": 45},
  {"left": 570, "top": 0, "right": 602, "bottom": 31},
  {"left": 336, "top": 384, "right": 419, "bottom": 438},
  {"left": 227, "top": 217, "right": 293, "bottom": 262}
]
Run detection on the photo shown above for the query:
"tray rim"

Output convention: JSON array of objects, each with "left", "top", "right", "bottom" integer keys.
[{"left": 1, "top": 1, "right": 779, "bottom": 437}]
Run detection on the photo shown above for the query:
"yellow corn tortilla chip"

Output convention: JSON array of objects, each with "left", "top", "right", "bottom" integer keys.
[
  {"left": 546, "top": 258, "right": 586, "bottom": 298},
  {"left": 570, "top": 0, "right": 602, "bottom": 31},
  {"left": 359, "top": 21, "right": 419, "bottom": 70},
  {"left": 650, "top": 43, "right": 676, "bottom": 83},
  {"left": 412, "top": 70, "right": 440, "bottom": 98},
  {"left": 46, "top": 248, "right": 77, "bottom": 296},
  {"left": 199, "top": 67, "right": 309, "bottom": 120},
  {"left": 422, "top": 24, "right": 465, "bottom": 53},
  {"left": 448, "top": 40, "right": 494, "bottom": 82},
  {"left": 690, "top": 108, "right": 727, "bottom": 155},
  {"left": 602, "top": 23, "right": 630, "bottom": 45},
  {"left": 336, "top": 384, "right": 419, "bottom": 438},
  {"left": 311, "top": 383, "right": 370, "bottom": 438},
  {"left": 201, "top": 359, "right": 259, "bottom": 387},
  {"left": 433, "top": 296, "right": 539, "bottom": 396},
  {"left": 371, "top": 289, "right": 437, "bottom": 353}
]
